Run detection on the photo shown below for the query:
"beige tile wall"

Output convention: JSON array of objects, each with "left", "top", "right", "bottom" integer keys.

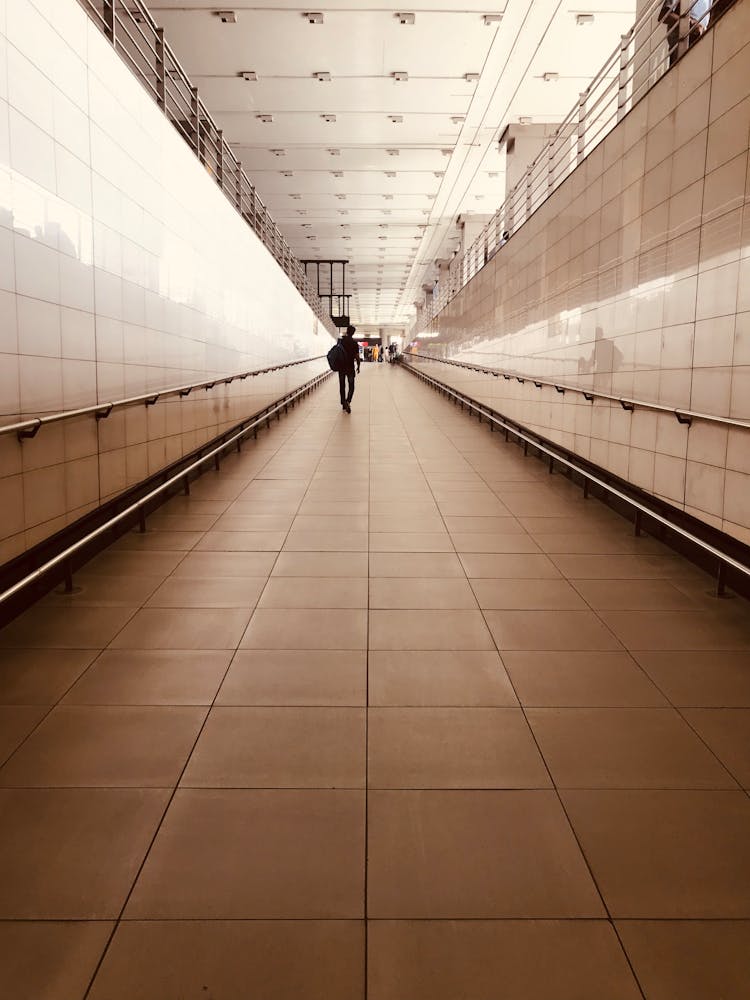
[
  {"left": 0, "top": 0, "right": 330, "bottom": 565},
  {"left": 414, "top": 0, "right": 750, "bottom": 544}
]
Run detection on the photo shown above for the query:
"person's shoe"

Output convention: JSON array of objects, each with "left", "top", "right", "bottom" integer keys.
[{"left": 344, "top": 402, "right": 351, "bottom": 413}]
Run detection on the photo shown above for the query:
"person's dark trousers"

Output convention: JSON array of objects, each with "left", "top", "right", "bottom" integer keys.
[{"left": 339, "top": 370, "right": 355, "bottom": 405}]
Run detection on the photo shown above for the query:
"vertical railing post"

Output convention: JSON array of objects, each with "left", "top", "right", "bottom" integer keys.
[
  {"left": 235, "top": 162, "right": 242, "bottom": 210},
  {"left": 617, "top": 32, "right": 630, "bottom": 122},
  {"left": 577, "top": 90, "right": 587, "bottom": 165},
  {"left": 547, "top": 134, "right": 555, "bottom": 194},
  {"left": 507, "top": 185, "right": 515, "bottom": 235},
  {"left": 155, "top": 28, "right": 165, "bottom": 111},
  {"left": 191, "top": 88, "right": 202, "bottom": 160},
  {"left": 676, "top": 0, "right": 689, "bottom": 60},
  {"left": 525, "top": 168, "right": 532, "bottom": 222},
  {"left": 103, "top": 0, "right": 115, "bottom": 44},
  {"left": 217, "top": 130, "right": 224, "bottom": 190}
]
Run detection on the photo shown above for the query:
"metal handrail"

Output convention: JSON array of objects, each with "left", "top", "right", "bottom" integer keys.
[
  {"left": 419, "top": 0, "right": 726, "bottom": 329},
  {"left": 78, "top": 0, "right": 336, "bottom": 335},
  {"left": 401, "top": 357, "right": 750, "bottom": 593},
  {"left": 404, "top": 352, "right": 750, "bottom": 432},
  {"left": 2, "top": 355, "right": 327, "bottom": 442},
  {"left": 0, "top": 370, "right": 332, "bottom": 608}
]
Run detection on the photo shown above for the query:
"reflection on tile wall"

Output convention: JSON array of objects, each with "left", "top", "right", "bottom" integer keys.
[
  {"left": 0, "top": 0, "right": 330, "bottom": 563},
  {"left": 415, "top": 1, "right": 750, "bottom": 544}
]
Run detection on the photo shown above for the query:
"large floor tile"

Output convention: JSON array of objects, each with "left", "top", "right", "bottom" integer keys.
[
  {"left": 271, "top": 551, "right": 369, "bottom": 576},
  {"left": 126, "top": 789, "right": 364, "bottom": 918},
  {"left": 146, "top": 576, "right": 266, "bottom": 609},
  {"left": 368, "top": 552, "right": 465, "bottom": 577},
  {"left": 551, "top": 554, "right": 695, "bottom": 579},
  {"left": 502, "top": 651, "right": 667, "bottom": 707},
  {"left": 451, "top": 532, "right": 541, "bottom": 553},
  {"left": 40, "top": 574, "right": 162, "bottom": 608},
  {"left": 172, "top": 551, "right": 277, "bottom": 577},
  {"left": 368, "top": 920, "right": 641, "bottom": 1000},
  {"left": 217, "top": 650, "right": 366, "bottom": 706},
  {"left": 368, "top": 650, "right": 517, "bottom": 706},
  {"left": 459, "top": 552, "right": 562, "bottom": 578},
  {"left": 368, "top": 708, "right": 550, "bottom": 788},
  {"left": 0, "top": 649, "right": 97, "bottom": 704},
  {"left": 0, "top": 788, "right": 168, "bottom": 918},
  {"left": 562, "top": 789, "right": 750, "bottom": 916},
  {"left": 0, "top": 706, "right": 206, "bottom": 787},
  {"left": 369, "top": 610, "right": 494, "bottom": 650},
  {"left": 111, "top": 608, "right": 252, "bottom": 650},
  {"left": 258, "top": 577, "right": 368, "bottom": 608},
  {"left": 181, "top": 707, "right": 365, "bottom": 788},
  {"left": 283, "top": 530, "right": 368, "bottom": 552},
  {"left": 616, "top": 920, "right": 750, "bottom": 1000},
  {"left": 368, "top": 532, "right": 454, "bottom": 552},
  {"left": 62, "top": 650, "right": 230, "bottom": 706},
  {"left": 88, "top": 920, "right": 364, "bottom": 1000},
  {"left": 367, "top": 790, "right": 604, "bottom": 917},
  {"left": 196, "top": 530, "right": 286, "bottom": 552},
  {"left": 572, "top": 578, "right": 700, "bottom": 610},
  {"left": 471, "top": 578, "right": 587, "bottom": 610},
  {"left": 632, "top": 651, "right": 750, "bottom": 705},
  {"left": 369, "top": 577, "right": 477, "bottom": 609},
  {"left": 600, "top": 611, "right": 750, "bottom": 650},
  {"left": 0, "top": 921, "right": 113, "bottom": 1000},
  {"left": 527, "top": 707, "right": 736, "bottom": 788},
  {"left": 484, "top": 610, "right": 622, "bottom": 651},
  {"left": 241, "top": 609, "right": 367, "bottom": 649}
]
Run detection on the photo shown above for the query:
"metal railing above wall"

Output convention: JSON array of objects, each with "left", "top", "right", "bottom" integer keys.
[
  {"left": 78, "top": 0, "right": 336, "bottom": 335},
  {"left": 404, "top": 352, "right": 750, "bottom": 432},
  {"left": 420, "top": 0, "right": 733, "bottom": 329},
  {"left": 400, "top": 355, "right": 750, "bottom": 596},
  {"left": 0, "top": 355, "right": 327, "bottom": 442}
]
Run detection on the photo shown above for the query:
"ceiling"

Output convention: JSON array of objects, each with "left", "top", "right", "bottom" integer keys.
[{"left": 149, "top": 1, "right": 637, "bottom": 327}]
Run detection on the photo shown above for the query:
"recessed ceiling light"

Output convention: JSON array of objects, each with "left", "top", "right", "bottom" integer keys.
[
  {"left": 216, "top": 11, "right": 237, "bottom": 23},
  {"left": 240, "top": 71, "right": 257, "bottom": 82},
  {"left": 328, "top": 148, "right": 341, "bottom": 155},
  {"left": 304, "top": 11, "right": 324, "bottom": 23},
  {"left": 290, "top": 193, "right": 302, "bottom": 199},
  {"left": 281, "top": 170, "right": 294, "bottom": 177},
  {"left": 315, "top": 71, "right": 332, "bottom": 82},
  {"left": 322, "top": 114, "right": 337, "bottom": 123},
  {"left": 576, "top": 13, "right": 594, "bottom": 24},
  {"left": 386, "top": 148, "right": 399, "bottom": 156},
  {"left": 388, "top": 115, "right": 404, "bottom": 124},
  {"left": 465, "top": 72, "right": 480, "bottom": 82},
  {"left": 385, "top": 171, "right": 396, "bottom": 178},
  {"left": 519, "top": 115, "right": 532, "bottom": 124},
  {"left": 270, "top": 148, "right": 285, "bottom": 156},
  {"left": 542, "top": 71, "right": 559, "bottom": 82},
  {"left": 483, "top": 13, "right": 502, "bottom": 24},
  {"left": 451, "top": 116, "right": 465, "bottom": 125},
  {"left": 433, "top": 171, "right": 444, "bottom": 178},
  {"left": 396, "top": 11, "right": 415, "bottom": 24},
  {"left": 393, "top": 71, "right": 408, "bottom": 82}
]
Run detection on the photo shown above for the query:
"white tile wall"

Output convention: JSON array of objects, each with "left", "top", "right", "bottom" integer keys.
[
  {"left": 0, "top": 0, "right": 330, "bottom": 560},
  {"left": 416, "top": 0, "right": 750, "bottom": 544}
]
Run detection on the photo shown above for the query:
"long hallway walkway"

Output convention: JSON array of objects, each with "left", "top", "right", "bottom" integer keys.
[{"left": 1, "top": 364, "right": 749, "bottom": 999}]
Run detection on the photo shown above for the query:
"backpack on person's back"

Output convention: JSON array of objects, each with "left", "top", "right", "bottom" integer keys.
[{"left": 326, "top": 338, "right": 348, "bottom": 372}]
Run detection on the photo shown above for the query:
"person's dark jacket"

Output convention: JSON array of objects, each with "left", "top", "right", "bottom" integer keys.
[{"left": 340, "top": 336, "right": 360, "bottom": 375}]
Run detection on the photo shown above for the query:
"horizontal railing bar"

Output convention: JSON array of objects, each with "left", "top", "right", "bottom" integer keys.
[
  {"left": 0, "top": 371, "right": 331, "bottom": 608},
  {"left": 1, "top": 355, "right": 327, "bottom": 438},
  {"left": 405, "top": 352, "right": 750, "bottom": 432},
  {"left": 401, "top": 358, "right": 750, "bottom": 583}
]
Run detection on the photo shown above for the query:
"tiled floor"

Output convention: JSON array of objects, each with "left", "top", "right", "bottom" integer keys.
[{"left": 1, "top": 363, "right": 749, "bottom": 998}]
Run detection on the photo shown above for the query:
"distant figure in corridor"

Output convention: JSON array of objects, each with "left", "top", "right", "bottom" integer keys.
[{"left": 338, "top": 324, "right": 360, "bottom": 414}]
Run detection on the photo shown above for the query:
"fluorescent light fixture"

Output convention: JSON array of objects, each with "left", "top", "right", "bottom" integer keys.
[
  {"left": 542, "top": 71, "right": 559, "bottom": 82},
  {"left": 305, "top": 12, "right": 324, "bottom": 23},
  {"left": 335, "top": 193, "right": 347, "bottom": 199},
  {"left": 240, "top": 71, "right": 257, "bottom": 81},
  {"left": 465, "top": 72, "right": 480, "bottom": 82},
  {"left": 483, "top": 13, "right": 502, "bottom": 24},
  {"left": 393, "top": 71, "right": 408, "bottom": 82},
  {"left": 331, "top": 170, "right": 343, "bottom": 177},
  {"left": 216, "top": 11, "right": 237, "bottom": 23},
  {"left": 576, "top": 13, "right": 594, "bottom": 24},
  {"left": 315, "top": 71, "right": 332, "bottom": 82},
  {"left": 396, "top": 12, "right": 415, "bottom": 24},
  {"left": 290, "top": 193, "right": 302, "bottom": 199},
  {"left": 322, "top": 114, "right": 337, "bottom": 123},
  {"left": 281, "top": 170, "right": 294, "bottom": 177},
  {"left": 388, "top": 115, "right": 404, "bottom": 123},
  {"left": 257, "top": 114, "right": 273, "bottom": 123},
  {"left": 519, "top": 115, "right": 532, "bottom": 124},
  {"left": 270, "top": 148, "right": 285, "bottom": 156},
  {"left": 451, "top": 115, "right": 465, "bottom": 124},
  {"left": 328, "top": 148, "right": 341, "bottom": 155}
]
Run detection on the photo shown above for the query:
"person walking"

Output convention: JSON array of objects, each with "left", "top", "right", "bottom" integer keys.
[{"left": 338, "top": 324, "right": 360, "bottom": 413}]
